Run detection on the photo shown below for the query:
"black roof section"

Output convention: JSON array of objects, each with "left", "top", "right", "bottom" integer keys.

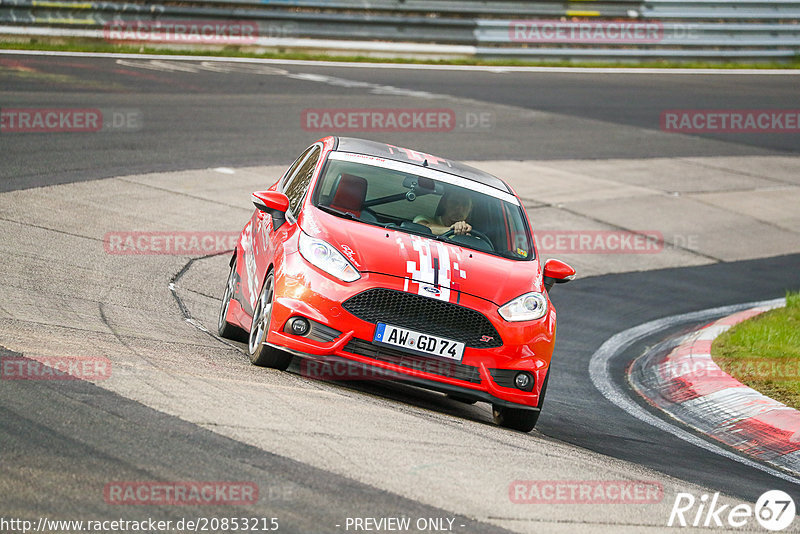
[{"left": 334, "top": 137, "right": 512, "bottom": 193}]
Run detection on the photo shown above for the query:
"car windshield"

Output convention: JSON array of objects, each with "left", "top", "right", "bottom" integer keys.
[{"left": 313, "top": 152, "right": 533, "bottom": 260}]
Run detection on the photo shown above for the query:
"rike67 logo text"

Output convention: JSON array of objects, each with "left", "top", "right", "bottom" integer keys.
[{"left": 669, "top": 490, "right": 795, "bottom": 531}]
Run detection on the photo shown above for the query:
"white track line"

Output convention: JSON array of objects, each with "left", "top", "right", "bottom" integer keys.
[
  {"left": 588, "top": 297, "right": 800, "bottom": 485},
  {"left": 1, "top": 49, "right": 800, "bottom": 75}
]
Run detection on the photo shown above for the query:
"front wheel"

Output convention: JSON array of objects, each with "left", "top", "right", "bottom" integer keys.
[
  {"left": 493, "top": 370, "right": 549, "bottom": 432},
  {"left": 248, "top": 272, "right": 292, "bottom": 370},
  {"left": 492, "top": 405, "right": 540, "bottom": 432}
]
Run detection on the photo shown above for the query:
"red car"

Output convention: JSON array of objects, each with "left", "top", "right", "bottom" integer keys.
[{"left": 218, "top": 136, "right": 575, "bottom": 431}]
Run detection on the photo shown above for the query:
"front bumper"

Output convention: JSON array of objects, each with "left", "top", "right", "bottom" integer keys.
[{"left": 266, "top": 255, "right": 556, "bottom": 409}]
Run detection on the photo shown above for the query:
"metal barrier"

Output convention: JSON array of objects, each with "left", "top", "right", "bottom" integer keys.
[
  {"left": 642, "top": 0, "right": 800, "bottom": 19},
  {"left": 0, "top": 0, "right": 798, "bottom": 61}
]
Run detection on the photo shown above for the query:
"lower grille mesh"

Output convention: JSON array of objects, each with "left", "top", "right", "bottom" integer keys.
[{"left": 344, "top": 338, "right": 481, "bottom": 384}]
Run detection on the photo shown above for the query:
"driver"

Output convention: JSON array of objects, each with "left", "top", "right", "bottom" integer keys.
[{"left": 413, "top": 187, "right": 473, "bottom": 236}]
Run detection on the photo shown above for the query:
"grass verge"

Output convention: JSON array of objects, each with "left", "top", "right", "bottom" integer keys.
[
  {"left": 712, "top": 291, "right": 800, "bottom": 408},
  {"left": 1, "top": 39, "right": 800, "bottom": 69}
]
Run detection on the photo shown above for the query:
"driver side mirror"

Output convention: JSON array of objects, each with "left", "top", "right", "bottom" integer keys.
[
  {"left": 252, "top": 191, "right": 290, "bottom": 230},
  {"left": 543, "top": 259, "right": 575, "bottom": 292}
]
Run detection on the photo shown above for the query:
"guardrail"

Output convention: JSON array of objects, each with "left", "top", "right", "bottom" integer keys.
[
  {"left": 0, "top": 0, "right": 798, "bottom": 61},
  {"left": 642, "top": 0, "right": 800, "bottom": 19}
]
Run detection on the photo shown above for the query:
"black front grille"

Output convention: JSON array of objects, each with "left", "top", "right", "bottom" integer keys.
[
  {"left": 489, "top": 368, "right": 534, "bottom": 391},
  {"left": 344, "top": 338, "right": 482, "bottom": 384},
  {"left": 489, "top": 368, "right": 518, "bottom": 389},
  {"left": 342, "top": 288, "right": 502, "bottom": 348}
]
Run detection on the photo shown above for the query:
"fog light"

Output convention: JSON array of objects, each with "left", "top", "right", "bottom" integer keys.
[
  {"left": 514, "top": 372, "right": 532, "bottom": 391},
  {"left": 290, "top": 317, "right": 310, "bottom": 336}
]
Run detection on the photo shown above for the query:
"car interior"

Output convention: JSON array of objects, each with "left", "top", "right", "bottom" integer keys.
[{"left": 316, "top": 162, "right": 532, "bottom": 260}]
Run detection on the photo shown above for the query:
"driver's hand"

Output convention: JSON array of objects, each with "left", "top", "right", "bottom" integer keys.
[{"left": 451, "top": 221, "right": 472, "bottom": 235}]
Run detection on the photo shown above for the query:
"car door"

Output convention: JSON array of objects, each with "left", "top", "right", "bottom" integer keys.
[{"left": 251, "top": 143, "right": 323, "bottom": 300}]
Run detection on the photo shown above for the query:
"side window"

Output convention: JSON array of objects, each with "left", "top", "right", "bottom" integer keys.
[
  {"left": 503, "top": 203, "right": 531, "bottom": 259},
  {"left": 279, "top": 145, "right": 316, "bottom": 189},
  {"left": 282, "top": 145, "right": 321, "bottom": 219}
]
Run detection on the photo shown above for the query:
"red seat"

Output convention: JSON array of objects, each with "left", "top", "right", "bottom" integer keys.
[{"left": 329, "top": 173, "right": 368, "bottom": 218}]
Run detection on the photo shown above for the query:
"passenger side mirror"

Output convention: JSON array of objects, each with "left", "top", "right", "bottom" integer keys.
[
  {"left": 543, "top": 259, "right": 576, "bottom": 292},
  {"left": 252, "top": 191, "right": 290, "bottom": 230}
]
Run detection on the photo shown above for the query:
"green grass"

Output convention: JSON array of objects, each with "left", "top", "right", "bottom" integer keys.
[
  {"left": 2, "top": 38, "right": 800, "bottom": 69},
  {"left": 712, "top": 291, "right": 800, "bottom": 408}
]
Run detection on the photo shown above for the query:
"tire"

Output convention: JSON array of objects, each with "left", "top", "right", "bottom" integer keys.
[
  {"left": 492, "top": 370, "right": 549, "bottom": 432},
  {"left": 247, "top": 272, "right": 292, "bottom": 370},
  {"left": 218, "top": 258, "right": 247, "bottom": 342}
]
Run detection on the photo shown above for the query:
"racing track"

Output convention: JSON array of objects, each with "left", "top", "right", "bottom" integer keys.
[{"left": 1, "top": 52, "right": 800, "bottom": 532}]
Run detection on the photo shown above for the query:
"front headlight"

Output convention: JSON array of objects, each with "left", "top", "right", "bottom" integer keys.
[
  {"left": 298, "top": 232, "right": 360, "bottom": 282},
  {"left": 498, "top": 292, "right": 548, "bottom": 322}
]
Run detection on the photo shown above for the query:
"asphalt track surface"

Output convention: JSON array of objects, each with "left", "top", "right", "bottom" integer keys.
[
  {"left": 1, "top": 51, "right": 800, "bottom": 532},
  {"left": 545, "top": 255, "right": 800, "bottom": 499},
  {"left": 1, "top": 53, "right": 798, "bottom": 191}
]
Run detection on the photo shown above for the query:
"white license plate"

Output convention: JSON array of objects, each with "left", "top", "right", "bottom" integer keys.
[{"left": 373, "top": 323, "right": 465, "bottom": 362}]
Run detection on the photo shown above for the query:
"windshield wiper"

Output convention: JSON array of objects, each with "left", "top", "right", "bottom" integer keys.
[{"left": 316, "top": 204, "right": 358, "bottom": 220}]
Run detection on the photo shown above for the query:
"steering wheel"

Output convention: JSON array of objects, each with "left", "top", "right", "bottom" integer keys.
[{"left": 440, "top": 228, "right": 495, "bottom": 250}]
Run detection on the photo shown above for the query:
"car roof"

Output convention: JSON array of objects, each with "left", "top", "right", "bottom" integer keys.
[{"left": 333, "top": 137, "right": 513, "bottom": 194}]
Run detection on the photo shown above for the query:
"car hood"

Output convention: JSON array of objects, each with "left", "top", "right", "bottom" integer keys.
[{"left": 301, "top": 208, "right": 542, "bottom": 306}]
